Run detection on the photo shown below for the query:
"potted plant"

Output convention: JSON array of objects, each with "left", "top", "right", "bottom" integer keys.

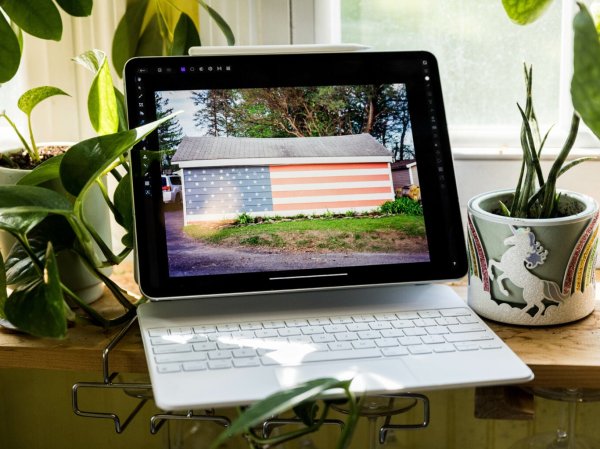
[
  {"left": 0, "top": 48, "right": 177, "bottom": 338},
  {"left": 467, "top": 2, "right": 600, "bottom": 325}
]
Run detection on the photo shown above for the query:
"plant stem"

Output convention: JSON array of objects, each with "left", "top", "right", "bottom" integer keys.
[
  {"left": 26, "top": 111, "right": 39, "bottom": 163},
  {"left": 540, "top": 113, "right": 580, "bottom": 217},
  {"left": 0, "top": 112, "right": 33, "bottom": 158}
]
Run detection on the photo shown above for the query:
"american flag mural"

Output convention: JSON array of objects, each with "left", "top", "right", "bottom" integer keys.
[{"left": 173, "top": 135, "right": 396, "bottom": 224}]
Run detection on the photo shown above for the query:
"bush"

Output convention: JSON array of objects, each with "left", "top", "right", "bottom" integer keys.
[
  {"left": 236, "top": 212, "right": 255, "bottom": 225},
  {"left": 379, "top": 197, "right": 423, "bottom": 216}
]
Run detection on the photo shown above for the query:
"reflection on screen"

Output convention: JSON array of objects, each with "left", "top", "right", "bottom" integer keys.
[{"left": 154, "top": 85, "right": 430, "bottom": 277}]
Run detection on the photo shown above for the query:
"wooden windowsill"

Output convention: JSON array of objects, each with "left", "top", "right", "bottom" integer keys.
[{"left": 1, "top": 263, "right": 599, "bottom": 388}]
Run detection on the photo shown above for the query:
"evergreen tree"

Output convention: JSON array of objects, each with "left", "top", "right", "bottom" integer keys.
[{"left": 155, "top": 92, "right": 183, "bottom": 169}]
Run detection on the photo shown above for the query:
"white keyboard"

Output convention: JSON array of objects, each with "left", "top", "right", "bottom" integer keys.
[{"left": 146, "top": 307, "right": 501, "bottom": 374}]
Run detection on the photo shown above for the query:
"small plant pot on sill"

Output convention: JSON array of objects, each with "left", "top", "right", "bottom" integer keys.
[
  {"left": 0, "top": 146, "right": 112, "bottom": 305},
  {"left": 467, "top": 189, "right": 599, "bottom": 326}
]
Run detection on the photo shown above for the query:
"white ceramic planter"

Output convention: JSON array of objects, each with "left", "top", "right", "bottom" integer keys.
[
  {"left": 467, "top": 189, "right": 599, "bottom": 326},
  {"left": 0, "top": 145, "right": 112, "bottom": 304}
]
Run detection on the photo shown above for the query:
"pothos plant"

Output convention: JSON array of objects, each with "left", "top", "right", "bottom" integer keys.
[
  {"left": 497, "top": 1, "right": 600, "bottom": 219},
  {"left": 210, "top": 378, "right": 361, "bottom": 449},
  {"left": 0, "top": 49, "right": 176, "bottom": 338}
]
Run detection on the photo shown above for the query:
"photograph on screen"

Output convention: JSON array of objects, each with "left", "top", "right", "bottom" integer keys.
[{"left": 154, "top": 85, "right": 430, "bottom": 277}]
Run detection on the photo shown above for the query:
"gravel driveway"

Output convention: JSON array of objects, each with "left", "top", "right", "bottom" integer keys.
[{"left": 165, "top": 209, "right": 430, "bottom": 277}]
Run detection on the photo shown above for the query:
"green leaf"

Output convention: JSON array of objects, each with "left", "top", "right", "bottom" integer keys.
[
  {"left": 89, "top": 54, "right": 119, "bottom": 135},
  {"left": 501, "top": 0, "right": 554, "bottom": 25},
  {"left": 114, "top": 88, "right": 128, "bottom": 132},
  {"left": 199, "top": 0, "right": 235, "bottom": 45},
  {"left": 0, "top": 0, "right": 62, "bottom": 40},
  {"left": 59, "top": 115, "right": 177, "bottom": 197},
  {"left": 0, "top": 253, "right": 7, "bottom": 320},
  {"left": 17, "top": 154, "right": 63, "bottom": 186},
  {"left": 17, "top": 86, "right": 70, "bottom": 116},
  {"left": 5, "top": 243, "right": 68, "bottom": 338},
  {"left": 0, "top": 185, "right": 73, "bottom": 235},
  {"left": 74, "top": 49, "right": 124, "bottom": 133},
  {"left": 113, "top": 173, "right": 133, "bottom": 243},
  {"left": 112, "top": 0, "right": 148, "bottom": 76},
  {"left": 0, "top": 12, "right": 22, "bottom": 83},
  {"left": 572, "top": 4, "right": 600, "bottom": 140},
  {"left": 171, "top": 12, "right": 201, "bottom": 55},
  {"left": 136, "top": 13, "right": 164, "bottom": 56},
  {"left": 5, "top": 216, "right": 75, "bottom": 285},
  {"left": 55, "top": 0, "right": 93, "bottom": 17},
  {"left": 210, "top": 378, "right": 349, "bottom": 449}
]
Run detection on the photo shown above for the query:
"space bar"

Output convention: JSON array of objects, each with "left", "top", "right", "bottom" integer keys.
[{"left": 261, "top": 348, "right": 382, "bottom": 366}]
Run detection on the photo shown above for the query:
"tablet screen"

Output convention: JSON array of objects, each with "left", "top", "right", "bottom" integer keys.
[{"left": 125, "top": 51, "right": 466, "bottom": 298}]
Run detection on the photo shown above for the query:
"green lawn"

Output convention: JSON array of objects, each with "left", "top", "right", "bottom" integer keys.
[{"left": 184, "top": 215, "right": 427, "bottom": 253}]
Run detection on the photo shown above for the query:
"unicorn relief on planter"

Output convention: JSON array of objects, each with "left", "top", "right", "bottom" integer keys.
[{"left": 488, "top": 226, "right": 567, "bottom": 318}]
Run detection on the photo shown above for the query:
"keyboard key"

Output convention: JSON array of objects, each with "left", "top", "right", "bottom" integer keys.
[
  {"left": 409, "top": 345, "right": 432, "bottom": 355},
  {"left": 480, "top": 341, "right": 503, "bottom": 350},
  {"left": 458, "top": 316, "right": 480, "bottom": 324},
  {"left": 353, "top": 315, "right": 375, "bottom": 323},
  {"left": 346, "top": 323, "right": 370, "bottom": 332},
  {"left": 193, "top": 342, "right": 217, "bottom": 352},
  {"left": 183, "top": 361, "right": 207, "bottom": 371},
  {"left": 375, "top": 338, "right": 399, "bottom": 348},
  {"left": 352, "top": 340, "right": 376, "bottom": 349},
  {"left": 208, "top": 350, "right": 232, "bottom": 360},
  {"left": 398, "top": 337, "right": 421, "bottom": 346},
  {"left": 374, "top": 313, "right": 397, "bottom": 321},
  {"left": 312, "top": 334, "right": 335, "bottom": 344},
  {"left": 285, "top": 319, "right": 308, "bottom": 327},
  {"left": 193, "top": 325, "right": 216, "bottom": 334},
  {"left": 208, "top": 360, "right": 233, "bottom": 369},
  {"left": 240, "top": 322, "right": 263, "bottom": 331},
  {"left": 153, "top": 344, "right": 192, "bottom": 354},
  {"left": 455, "top": 342, "right": 479, "bottom": 351},
  {"left": 369, "top": 321, "right": 392, "bottom": 330},
  {"left": 302, "top": 326, "right": 325, "bottom": 335},
  {"left": 289, "top": 336, "right": 312, "bottom": 344},
  {"left": 170, "top": 327, "right": 192, "bottom": 335},
  {"left": 381, "top": 329, "right": 404, "bottom": 338},
  {"left": 381, "top": 347, "right": 409, "bottom": 357},
  {"left": 421, "top": 335, "right": 445, "bottom": 345},
  {"left": 278, "top": 328, "right": 301, "bottom": 337},
  {"left": 392, "top": 320, "right": 414, "bottom": 329},
  {"left": 413, "top": 319, "right": 437, "bottom": 327},
  {"left": 255, "top": 329, "right": 278, "bottom": 338},
  {"left": 433, "top": 344, "right": 456, "bottom": 353},
  {"left": 336, "top": 332, "right": 358, "bottom": 342},
  {"left": 324, "top": 325, "right": 347, "bottom": 333},
  {"left": 308, "top": 317, "right": 331, "bottom": 325},
  {"left": 357, "top": 331, "right": 381, "bottom": 340},
  {"left": 426, "top": 326, "right": 449, "bottom": 335},
  {"left": 233, "top": 348, "right": 257, "bottom": 358},
  {"left": 328, "top": 342, "right": 353, "bottom": 351},
  {"left": 441, "top": 308, "right": 471, "bottom": 317},
  {"left": 157, "top": 363, "right": 181, "bottom": 373},
  {"left": 396, "top": 312, "right": 420, "bottom": 320},
  {"left": 448, "top": 324, "right": 485, "bottom": 333},
  {"left": 148, "top": 328, "right": 169, "bottom": 337},
  {"left": 155, "top": 352, "right": 207, "bottom": 363},
  {"left": 233, "top": 357, "right": 261, "bottom": 368},
  {"left": 418, "top": 310, "right": 441, "bottom": 318},
  {"left": 217, "top": 342, "right": 240, "bottom": 350},
  {"left": 217, "top": 323, "right": 239, "bottom": 332},
  {"left": 263, "top": 320, "right": 285, "bottom": 329},
  {"left": 330, "top": 316, "right": 353, "bottom": 324},
  {"left": 404, "top": 328, "right": 427, "bottom": 337},
  {"left": 435, "top": 317, "right": 458, "bottom": 326},
  {"left": 445, "top": 332, "right": 494, "bottom": 343}
]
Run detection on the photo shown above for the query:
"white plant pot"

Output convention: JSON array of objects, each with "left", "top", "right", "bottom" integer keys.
[
  {"left": 0, "top": 144, "right": 112, "bottom": 304},
  {"left": 467, "top": 189, "right": 599, "bottom": 326}
]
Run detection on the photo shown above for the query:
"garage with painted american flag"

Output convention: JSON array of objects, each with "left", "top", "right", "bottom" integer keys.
[{"left": 172, "top": 133, "right": 395, "bottom": 225}]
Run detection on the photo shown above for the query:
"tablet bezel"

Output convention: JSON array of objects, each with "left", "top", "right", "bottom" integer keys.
[{"left": 125, "top": 51, "right": 467, "bottom": 299}]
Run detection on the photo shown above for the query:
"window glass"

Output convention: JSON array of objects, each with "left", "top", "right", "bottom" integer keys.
[{"left": 341, "top": 0, "right": 562, "bottom": 130}]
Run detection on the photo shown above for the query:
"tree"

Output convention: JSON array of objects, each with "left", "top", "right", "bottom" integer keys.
[
  {"left": 191, "top": 90, "right": 237, "bottom": 136},
  {"left": 155, "top": 92, "right": 183, "bottom": 169}
]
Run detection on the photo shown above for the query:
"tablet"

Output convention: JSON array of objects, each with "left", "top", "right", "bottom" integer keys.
[{"left": 124, "top": 51, "right": 467, "bottom": 299}]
